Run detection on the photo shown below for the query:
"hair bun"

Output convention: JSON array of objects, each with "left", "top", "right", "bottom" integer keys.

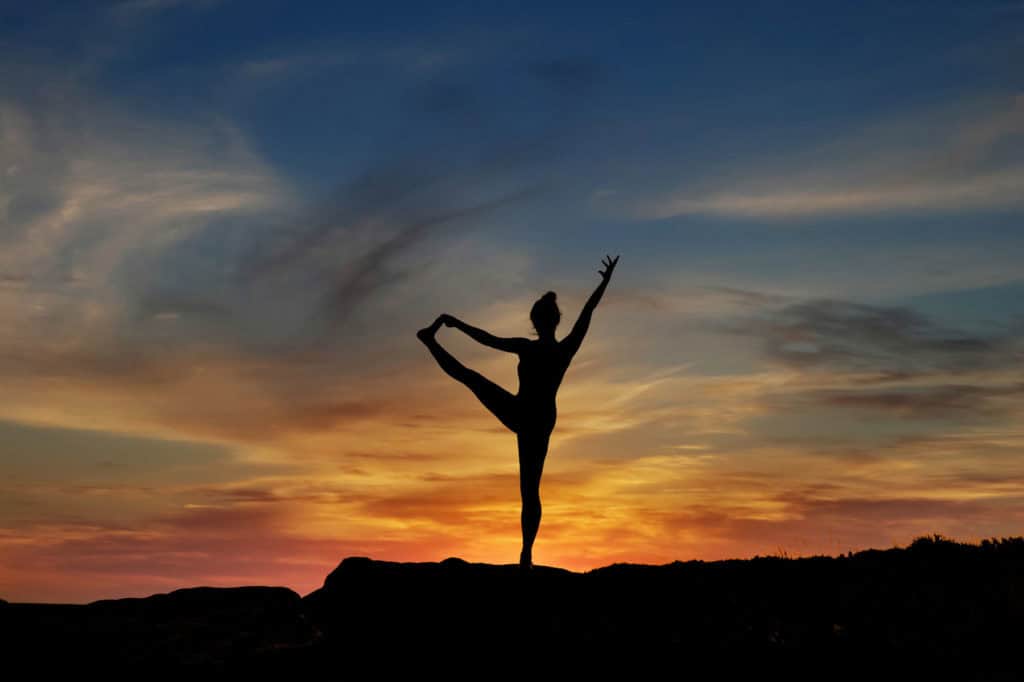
[{"left": 542, "top": 291, "right": 557, "bottom": 302}]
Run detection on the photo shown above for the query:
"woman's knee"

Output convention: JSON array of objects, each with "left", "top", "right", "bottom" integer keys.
[{"left": 520, "top": 478, "right": 541, "bottom": 502}]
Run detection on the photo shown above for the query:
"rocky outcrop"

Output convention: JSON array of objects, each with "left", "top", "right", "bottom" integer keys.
[
  {"left": 0, "top": 586, "right": 313, "bottom": 673},
  {"left": 3, "top": 537, "right": 1023, "bottom": 677}
]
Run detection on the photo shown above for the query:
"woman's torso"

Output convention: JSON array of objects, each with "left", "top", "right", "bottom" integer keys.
[{"left": 516, "top": 340, "right": 568, "bottom": 422}]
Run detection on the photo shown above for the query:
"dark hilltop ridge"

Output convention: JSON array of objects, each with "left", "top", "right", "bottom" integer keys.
[{"left": 3, "top": 535, "right": 1024, "bottom": 679}]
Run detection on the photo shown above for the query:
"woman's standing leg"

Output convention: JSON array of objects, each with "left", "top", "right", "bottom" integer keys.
[{"left": 517, "top": 427, "right": 551, "bottom": 569}]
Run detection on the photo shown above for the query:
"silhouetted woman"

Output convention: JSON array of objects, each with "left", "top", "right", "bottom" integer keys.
[{"left": 417, "top": 254, "right": 619, "bottom": 569}]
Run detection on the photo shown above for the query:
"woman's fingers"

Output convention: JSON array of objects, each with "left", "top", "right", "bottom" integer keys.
[{"left": 598, "top": 254, "right": 619, "bottom": 280}]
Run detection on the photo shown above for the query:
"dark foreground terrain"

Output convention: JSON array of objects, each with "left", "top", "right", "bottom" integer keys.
[{"left": 2, "top": 536, "right": 1023, "bottom": 679}]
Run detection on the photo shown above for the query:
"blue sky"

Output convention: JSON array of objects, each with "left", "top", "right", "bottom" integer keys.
[{"left": 1, "top": 0, "right": 1023, "bottom": 602}]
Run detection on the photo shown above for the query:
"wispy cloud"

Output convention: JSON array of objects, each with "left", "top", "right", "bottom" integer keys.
[
  {"left": 636, "top": 93, "right": 1024, "bottom": 219},
  {"left": 646, "top": 171, "right": 1024, "bottom": 218},
  {"left": 235, "top": 45, "right": 461, "bottom": 80},
  {"left": 111, "top": 0, "right": 223, "bottom": 17},
  {"left": 703, "top": 293, "right": 1024, "bottom": 454},
  {"left": 805, "top": 383, "right": 1024, "bottom": 418},
  {"left": 0, "top": 92, "right": 294, "bottom": 384},
  {"left": 725, "top": 297, "right": 1023, "bottom": 376}
]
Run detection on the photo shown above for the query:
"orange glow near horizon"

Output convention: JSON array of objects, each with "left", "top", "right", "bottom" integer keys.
[{"left": 3, "top": 338, "right": 1024, "bottom": 603}]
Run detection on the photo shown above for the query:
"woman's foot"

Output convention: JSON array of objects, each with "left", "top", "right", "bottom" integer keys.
[
  {"left": 519, "top": 549, "right": 533, "bottom": 571},
  {"left": 416, "top": 317, "right": 443, "bottom": 344}
]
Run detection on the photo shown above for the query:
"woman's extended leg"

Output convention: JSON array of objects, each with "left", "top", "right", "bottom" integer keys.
[
  {"left": 418, "top": 318, "right": 520, "bottom": 434},
  {"left": 517, "top": 427, "right": 551, "bottom": 569}
]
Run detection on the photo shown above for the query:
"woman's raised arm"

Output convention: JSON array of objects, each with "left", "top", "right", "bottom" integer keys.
[{"left": 562, "top": 254, "right": 619, "bottom": 358}]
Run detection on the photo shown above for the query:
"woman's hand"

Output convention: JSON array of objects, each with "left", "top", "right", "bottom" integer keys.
[{"left": 598, "top": 254, "right": 619, "bottom": 282}]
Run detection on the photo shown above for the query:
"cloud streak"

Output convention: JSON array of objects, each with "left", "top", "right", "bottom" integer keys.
[
  {"left": 638, "top": 93, "right": 1024, "bottom": 219},
  {"left": 726, "top": 297, "right": 1023, "bottom": 376},
  {"left": 800, "top": 383, "right": 1024, "bottom": 419}
]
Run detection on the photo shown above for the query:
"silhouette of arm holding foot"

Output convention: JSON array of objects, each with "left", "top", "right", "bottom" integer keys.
[{"left": 442, "top": 314, "right": 530, "bottom": 353}]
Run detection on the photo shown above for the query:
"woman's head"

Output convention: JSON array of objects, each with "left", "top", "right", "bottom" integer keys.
[{"left": 530, "top": 290, "right": 561, "bottom": 337}]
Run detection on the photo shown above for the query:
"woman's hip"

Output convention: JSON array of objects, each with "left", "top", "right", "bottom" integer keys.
[{"left": 517, "top": 402, "right": 557, "bottom": 432}]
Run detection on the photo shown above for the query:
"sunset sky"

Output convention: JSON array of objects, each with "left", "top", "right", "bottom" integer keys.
[{"left": 2, "top": 0, "right": 1024, "bottom": 603}]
